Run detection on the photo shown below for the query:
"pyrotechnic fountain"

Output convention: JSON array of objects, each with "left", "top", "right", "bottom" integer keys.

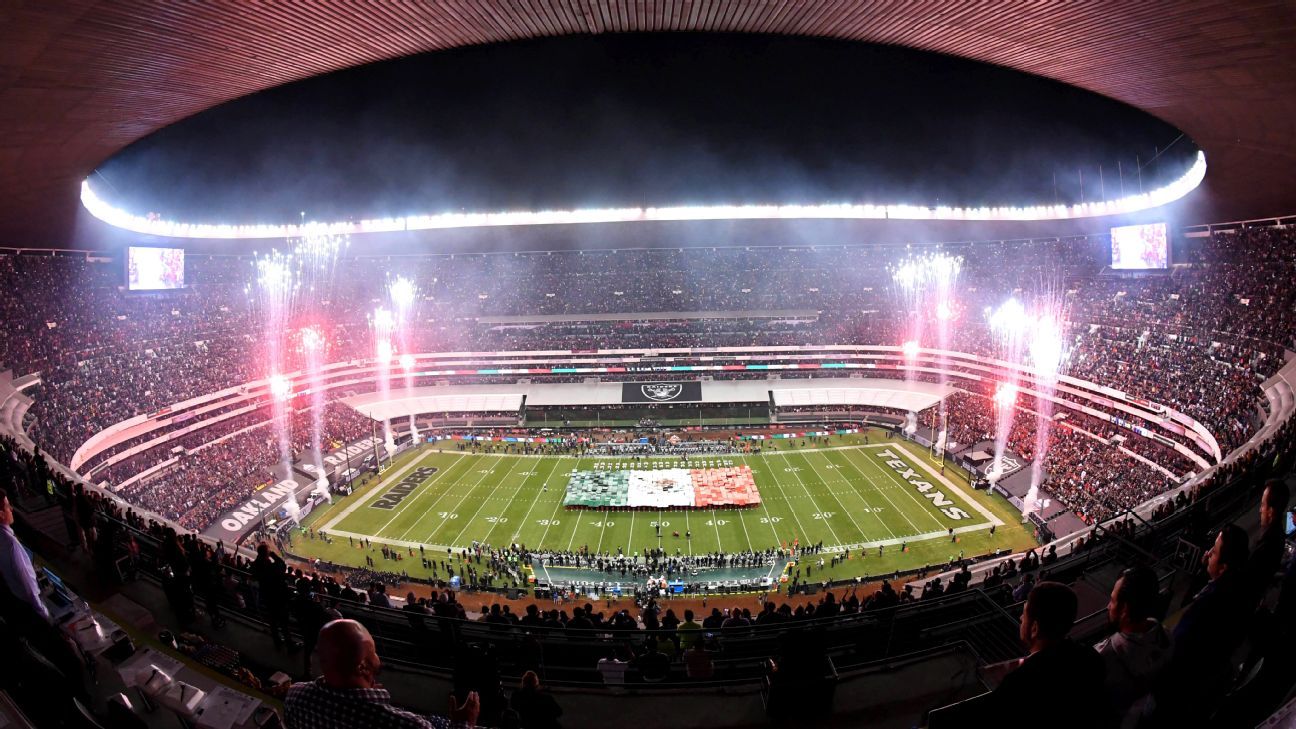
[
  {"left": 371, "top": 307, "right": 396, "bottom": 456},
  {"left": 250, "top": 253, "right": 300, "bottom": 479},
  {"left": 390, "top": 276, "right": 419, "bottom": 445},
  {"left": 1022, "top": 309, "right": 1068, "bottom": 520},
  {"left": 987, "top": 299, "right": 1030, "bottom": 483},
  {"left": 292, "top": 227, "right": 346, "bottom": 491},
  {"left": 891, "top": 252, "right": 963, "bottom": 452}
]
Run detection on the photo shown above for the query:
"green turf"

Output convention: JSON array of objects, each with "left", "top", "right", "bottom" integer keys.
[{"left": 293, "top": 433, "right": 1037, "bottom": 582}]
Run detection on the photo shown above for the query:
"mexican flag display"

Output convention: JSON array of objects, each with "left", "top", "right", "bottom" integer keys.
[{"left": 564, "top": 465, "right": 761, "bottom": 509}]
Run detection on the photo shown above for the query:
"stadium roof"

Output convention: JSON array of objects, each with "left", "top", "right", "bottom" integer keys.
[{"left": 3, "top": 2, "right": 1295, "bottom": 249}]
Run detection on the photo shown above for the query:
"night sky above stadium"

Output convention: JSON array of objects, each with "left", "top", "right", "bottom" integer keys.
[{"left": 94, "top": 33, "right": 1195, "bottom": 225}]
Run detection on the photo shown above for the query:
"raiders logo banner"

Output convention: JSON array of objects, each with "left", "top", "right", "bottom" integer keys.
[{"left": 621, "top": 381, "right": 703, "bottom": 403}]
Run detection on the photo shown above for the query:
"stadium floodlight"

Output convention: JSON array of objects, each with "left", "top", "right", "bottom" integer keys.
[
  {"left": 268, "top": 373, "right": 292, "bottom": 401},
  {"left": 79, "top": 151, "right": 1208, "bottom": 240},
  {"left": 902, "top": 340, "right": 921, "bottom": 359}
]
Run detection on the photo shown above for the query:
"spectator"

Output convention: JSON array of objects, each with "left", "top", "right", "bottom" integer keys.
[
  {"left": 983, "top": 581, "right": 1112, "bottom": 728},
  {"left": 597, "top": 648, "right": 629, "bottom": 687},
  {"left": 684, "top": 643, "right": 714, "bottom": 680},
  {"left": 0, "top": 487, "right": 49, "bottom": 624},
  {"left": 509, "top": 671, "right": 562, "bottom": 729},
  {"left": 1094, "top": 566, "right": 1172, "bottom": 728},
  {"left": 634, "top": 641, "right": 671, "bottom": 683},
  {"left": 1245, "top": 479, "right": 1289, "bottom": 606},
  {"left": 1157, "top": 523, "right": 1251, "bottom": 722},
  {"left": 254, "top": 542, "right": 298, "bottom": 650},
  {"left": 285, "top": 619, "right": 479, "bottom": 729}
]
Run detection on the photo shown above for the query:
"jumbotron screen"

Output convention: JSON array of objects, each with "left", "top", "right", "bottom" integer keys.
[
  {"left": 127, "top": 246, "right": 185, "bottom": 290},
  {"left": 1110, "top": 222, "right": 1169, "bottom": 270}
]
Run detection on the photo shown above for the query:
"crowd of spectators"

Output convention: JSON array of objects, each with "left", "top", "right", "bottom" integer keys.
[{"left": 0, "top": 227, "right": 1292, "bottom": 530}]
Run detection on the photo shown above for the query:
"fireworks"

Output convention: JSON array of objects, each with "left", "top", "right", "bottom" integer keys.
[
  {"left": 399, "top": 353, "right": 416, "bottom": 371},
  {"left": 902, "top": 339, "right": 921, "bottom": 359},
  {"left": 389, "top": 276, "right": 417, "bottom": 311},
  {"left": 268, "top": 373, "right": 292, "bottom": 401},
  {"left": 993, "top": 382, "right": 1019, "bottom": 408}
]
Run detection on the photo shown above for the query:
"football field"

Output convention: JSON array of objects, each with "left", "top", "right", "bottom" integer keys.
[{"left": 298, "top": 436, "right": 1035, "bottom": 582}]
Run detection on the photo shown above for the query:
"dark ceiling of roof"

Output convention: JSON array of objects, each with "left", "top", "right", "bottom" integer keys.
[{"left": 3, "top": 2, "right": 1295, "bottom": 249}]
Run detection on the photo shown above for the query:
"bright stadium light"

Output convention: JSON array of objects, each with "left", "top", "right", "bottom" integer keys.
[
  {"left": 268, "top": 373, "right": 292, "bottom": 401},
  {"left": 902, "top": 340, "right": 921, "bottom": 359},
  {"left": 79, "top": 151, "right": 1208, "bottom": 240}
]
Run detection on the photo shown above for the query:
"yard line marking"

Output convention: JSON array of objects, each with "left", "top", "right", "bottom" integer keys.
[
  {"left": 389, "top": 456, "right": 482, "bottom": 541},
  {"left": 323, "top": 450, "right": 463, "bottom": 533},
  {"left": 825, "top": 450, "right": 898, "bottom": 539},
  {"left": 799, "top": 451, "right": 870, "bottom": 543},
  {"left": 508, "top": 457, "right": 567, "bottom": 543},
  {"left": 684, "top": 510, "right": 693, "bottom": 555},
  {"left": 841, "top": 447, "right": 947, "bottom": 531},
  {"left": 838, "top": 447, "right": 932, "bottom": 534},
  {"left": 736, "top": 508, "right": 755, "bottom": 552},
  {"left": 778, "top": 451, "right": 841, "bottom": 546},
  {"left": 710, "top": 509, "right": 722, "bottom": 549},
  {"left": 424, "top": 456, "right": 516, "bottom": 545},
  {"left": 376, "top": 454, "right": 471, "bottom": 539},
  {"left": 446, "top": 454, "right": 528, "bottom": 545},
  {"left": 538, "top": 458, "right": 582, "bottom": 548},
  {"left": 758, "top": 454, "right": 813, "bottom": 547},
  {"left": 592, "top": 507, "right": 610, "bottom": 553}
]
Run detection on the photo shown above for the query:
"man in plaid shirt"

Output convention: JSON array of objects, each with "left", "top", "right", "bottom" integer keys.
[{"left": 286, "top": 619, "right": 480, "bottom": 729}]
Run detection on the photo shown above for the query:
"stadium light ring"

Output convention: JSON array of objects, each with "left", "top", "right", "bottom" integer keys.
[{"left": 81, "top": 152, "right": 1205, "bottom": 240}]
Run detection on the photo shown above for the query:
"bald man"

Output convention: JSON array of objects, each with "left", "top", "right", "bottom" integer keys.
[{"left": 285, "top": 619, "right": 479, "bottom": 729}]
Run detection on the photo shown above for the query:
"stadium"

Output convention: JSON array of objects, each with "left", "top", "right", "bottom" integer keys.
[{"left": 1, "top": 4, "right": 1295, "bottom": 728}]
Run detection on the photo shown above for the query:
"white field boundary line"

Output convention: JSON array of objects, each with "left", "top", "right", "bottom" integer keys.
[
  {"left": 321, "top": 451, "right": 463, "bottom": 533},
  {"left": 892, "top": 442, "right": 1004, "bottom": 526}
]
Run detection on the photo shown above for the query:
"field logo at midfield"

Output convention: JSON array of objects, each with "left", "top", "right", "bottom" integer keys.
[
  {"left": 641, "top": 384, "right": 684, "bottom": 401},
  {"left": 371, "top": 467, "right": 439, "bottom": 510},
  {"left": 874, "top": 449, "right": 971, "bottom": 521}
]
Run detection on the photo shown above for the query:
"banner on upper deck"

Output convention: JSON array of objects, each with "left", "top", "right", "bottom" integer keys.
[{"left": 621, "top": 381, "right": 703, "bottom": 403}]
